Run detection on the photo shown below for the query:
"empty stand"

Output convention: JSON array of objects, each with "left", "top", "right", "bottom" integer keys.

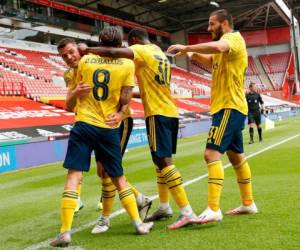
[
  {"left": 259, "top": 52, "right": 290, "bottom": 90},
  {"left": 171, "top": 67, "right": 211, "bottom": 97},
  {"left": 0, "top": 45, "right": 213, "bottom": 116},
  {"left": 0, "top": 47, "right": 67, "bottom": 101}
]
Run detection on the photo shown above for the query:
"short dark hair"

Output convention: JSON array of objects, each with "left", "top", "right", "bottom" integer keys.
[
  {"left": 57, "top": 38, "right": 77, "bottom": 50},
  {"left": 249, "top": 82, "right": 256, "bottom": 88},
  {"left": 128, "top": 28, "right": 149, "bottom": 42},
  {"left": 99, "top": 26, "right": 123, "bottom": 47},
  {"left": 210, "top": 9, "right": 233, "bottom": 27}
]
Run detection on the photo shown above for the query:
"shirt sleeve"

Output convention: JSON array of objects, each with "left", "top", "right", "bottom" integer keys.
[
  {"left": 221, "top": 33, "right": 241, "bottom": 54},
  {"left": 64, "top": 69, "right": 73, "bottom": 88},
  {"left": 122, "top": 60, "right": 135, "bottom": 87},
  {"left": 130, "top": 44, "right": 145, "bottom": 65},
  {"left": 258, "top": 94, "right": 264, "bottom": 105}
]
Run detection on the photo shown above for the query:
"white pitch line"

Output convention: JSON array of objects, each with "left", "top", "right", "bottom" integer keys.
[{"left": 24, "top": 132, "right": 300, "bottom": 250}]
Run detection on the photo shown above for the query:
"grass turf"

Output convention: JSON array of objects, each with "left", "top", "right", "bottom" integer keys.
[{"left": 0, "top": 116, "right": 299, "bottom": 249}]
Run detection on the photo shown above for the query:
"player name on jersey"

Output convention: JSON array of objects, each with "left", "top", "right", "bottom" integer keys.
[{"left": 84, "top": 58, "right": 124, "bottom": 65}]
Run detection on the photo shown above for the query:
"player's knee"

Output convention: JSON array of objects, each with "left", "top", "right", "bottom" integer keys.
[
  {"left": 96, "top": 168, "right": 102, "bottom": 178},
  {"left": 204, "top": 149, "right": 221, "bottom": 163},
  {"left": 110, "top": 176, "right": 127, "bottom": 191},
  {"left": 65, "top": 169, "right": 82, "bottom": 189},
  {"left": 152, "top": 156, "right": 172, "bottom": 169},
  {"left": 204, "top": 151, "right": 211, "bottom": 163},
  {"left": 226, "top": 150, "right": 245, "bottom": 166}
]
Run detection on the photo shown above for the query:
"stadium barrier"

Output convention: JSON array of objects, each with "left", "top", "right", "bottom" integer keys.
[
  {"left": 0, "top": 127, "right": 149, "bottom": 173},
  {"left": 0, "top": 120, "right": 211, "bottom": 174}
]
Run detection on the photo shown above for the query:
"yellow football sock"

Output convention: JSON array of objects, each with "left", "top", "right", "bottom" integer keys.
[
  {"left": 156, "top": 167, "right": 169, "bottom": 203},
  {"left": 102, "top": 177, "right": 117, "bottom": 217},
  {"left": 119, "top": 187, "right": 140, "bottom": 222},
  {"left": 207, "top": 161, "right": 224, "bottom": 211},
  {"left": 60, "top": 190, "right": 78, "bottom": 233},
  {"left": 234, "top": 161, "right": 253, "bottom": 206},
  {"left": 162, "top": 165, "right": 189, "bottom": 208}
]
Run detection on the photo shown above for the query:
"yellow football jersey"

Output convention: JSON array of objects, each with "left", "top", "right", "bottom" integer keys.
[
  {"left": 64, "top": 67, "right": 131, "bottom": 118},
  {"left": 130, "top": 44, "right": 178, "bottom": 118},
  {"left": 211, "top": 32, "right": 248, "bottom": 115},
  {"left": 75, "top": 54, "right": 135, "bottom": 128}
]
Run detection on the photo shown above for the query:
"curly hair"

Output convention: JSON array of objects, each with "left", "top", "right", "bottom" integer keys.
[{"left": 99, "top": 26, "right": 123, "bottom": 47}]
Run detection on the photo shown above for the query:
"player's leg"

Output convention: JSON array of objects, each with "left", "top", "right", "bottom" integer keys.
[
  {"left": 194, "top": 109, "right": 237, "bottom": 224},
  {"left": 74, "top": 175, "right": 84, "bottom": 213},
  {"left": 255, "top": 113, "right": 262, "bottom": 142},
  {"left": 145, "top": 115, "right": 196, "bottom": 229},
  {"left": 144, "top": 116, "right": 170, "bottom": 221},
  {"left": 225, "top": 127, "right": 258, "bottom": 215},
  {"left": 51, "top": 170, "right": 83, "bottom": 247},
  {"left": 154, "top": 156, "right": 196, "bottom": 230},
  {"left": 92, "top": 159, "right": 115, "bottom": 234},
  {"left": 96, "top": 127, "right": 153, "bottom": 235},
  {"left": 95, "top": 157, "right": 103, "bottom": 211},
  {"left": 248, "top": 113, "right": 255, "bottom": 144},
  {"left": 51, "top": 122, "right": 92, "bottom": 247},
  {"left": 120, "top": 117, "right": 152, "bottom": 220},
  {"left": 110, "top": 175, "right": 154, "bottom": 234}
]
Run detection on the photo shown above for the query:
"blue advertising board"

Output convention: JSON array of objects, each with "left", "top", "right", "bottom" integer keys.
[
  {"left": 0, "top": 146, "right": 17, "bottom": 173},
  {"left": 127, "top": 127, "right": 148, "bottom": 149}
]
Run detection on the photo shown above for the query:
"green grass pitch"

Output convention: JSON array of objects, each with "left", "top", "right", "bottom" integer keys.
[{"left": 0, "top": 116, "right": 300, "bottom": 250}]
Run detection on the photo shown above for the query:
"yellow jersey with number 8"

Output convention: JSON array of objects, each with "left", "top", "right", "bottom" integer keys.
[
  {"left": 130, "top": 44, "right": 178, "bottom": 118},
  {"left": 75, "top": 54, "right": 135, "bottom": 128}
]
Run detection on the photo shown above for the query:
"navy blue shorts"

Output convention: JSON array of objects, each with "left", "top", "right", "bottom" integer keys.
[
  {"left": 64, "top": 121, "right": 123, "bottom": 177},
  {"left": 146, "top": 115, "right": 178, "bottom": 158},
  {"left": 206, "top": 109, "right": 246, "bottom": 154},
  {"left": 95, "top": 117, "right": 133, "bottom": 161}
]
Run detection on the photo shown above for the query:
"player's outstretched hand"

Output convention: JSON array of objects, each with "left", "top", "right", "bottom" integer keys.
[
  {"left": 75, "top": 81, "right": 92, "bottom": 97},
  {"left": 167, "top": 44, "right": 187, "bottom": 57},
  {"left": 78, "top": 43, "right": 88, "bottom": 56},
  {"left": 105, "top": 112, "right": 122, "bottom": 127}
]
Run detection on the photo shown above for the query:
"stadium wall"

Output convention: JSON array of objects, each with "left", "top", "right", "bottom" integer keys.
[
  {"left": 170, "top": 30, "right": 188, "bottom": 70},
  {"left": 247, "top": 43, "right": 290, "bottom": 57},
  {"left": 188, "top": 27, "right": 290, "bottom": 47},
  {"left": 0, "top": 37, "right": 57, "bottom": 53}
]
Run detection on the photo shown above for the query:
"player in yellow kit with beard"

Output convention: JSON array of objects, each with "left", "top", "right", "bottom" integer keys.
[
  {"left": 168, "top": 9, "right": 258, "bottom": 225},
  {"left": 51, "top": 27, "right": 153, "bottom": 247}
]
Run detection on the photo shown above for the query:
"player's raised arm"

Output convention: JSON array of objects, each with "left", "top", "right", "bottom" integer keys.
[
  {"left": 79, "top": 43, "right": 134, "bottom": 60},
  {"left": 167, "top": 40, "right": 230, "bottom": 56},
  {"left": 187, "top": 52, "right": 213, "bottom": 68}
]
